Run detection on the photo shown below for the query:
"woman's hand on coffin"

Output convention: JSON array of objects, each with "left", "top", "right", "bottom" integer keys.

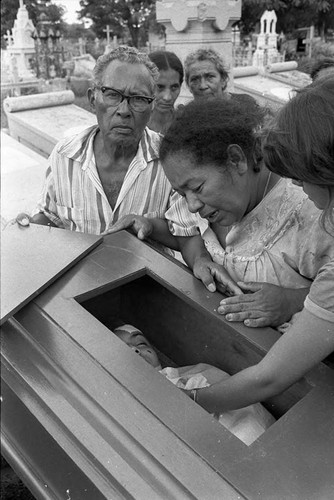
[
  {"left": 193, "top": 257, "right": 243, "bottom": 296},
  {"left": 104, "top": 214, "right": 153, "bottom": 240},
  {"left": 217, "top": 281, "right": 304, "bottom": 328}
]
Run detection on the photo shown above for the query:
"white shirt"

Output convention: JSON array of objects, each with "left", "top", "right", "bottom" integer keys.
[{"left": 34, "top": 125, "right": 198, "bottom": 235}]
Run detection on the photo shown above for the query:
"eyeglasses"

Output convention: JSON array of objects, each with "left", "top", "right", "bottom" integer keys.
[{"left": 95, "top": 86, "right": 155, "bottom": 112}]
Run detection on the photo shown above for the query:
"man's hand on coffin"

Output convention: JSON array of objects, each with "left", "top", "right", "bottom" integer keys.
[
  {"left": 104, "top": 214, "right": 153, "bottom": 240},
  {"left": 3, "top": 212, "right": 32, "bottom": 230},
  {"left": 217, "top": 281, "right": 309, "bottom": 328},
  {"left": 16, "top": 212, "right": 31, "bottom": 226},
  {"left": 104, "top": 215, "right": 180, "bottom": 250},
  {"left": 192, "top": 257, "right": 243, "bottom": 297}
]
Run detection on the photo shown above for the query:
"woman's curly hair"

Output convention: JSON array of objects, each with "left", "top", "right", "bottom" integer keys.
[
  {"left": 184, "top": 48, "right": 229, "bottom": 90},
  {"left": 160, "top": 97, "right": 269, "bottom": 173}
]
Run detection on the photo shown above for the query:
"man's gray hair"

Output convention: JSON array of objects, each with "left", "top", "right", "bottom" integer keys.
[
  {"left": 184, "top": 47, "right": 229, "bottom": 90},
  {"left": 92, "top": 45, "right": 159, "bottom": 88}
]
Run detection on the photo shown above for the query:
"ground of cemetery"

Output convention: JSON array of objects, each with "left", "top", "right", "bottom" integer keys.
[{"left": 1, "top": 458, "right": 35, "bottom": 500}]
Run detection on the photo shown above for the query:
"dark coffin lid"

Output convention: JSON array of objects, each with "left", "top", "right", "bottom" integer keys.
[{"left": 1, "top": 224, "right": 102, "bottom": 325}]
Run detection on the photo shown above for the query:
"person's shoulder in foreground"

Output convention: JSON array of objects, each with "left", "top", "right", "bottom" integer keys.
[
  {"left": 310, "top": 57, "right": 334, "bottom": 82},
  {"left": 305, "top": 260, "right": 334, "bottom": 321}
]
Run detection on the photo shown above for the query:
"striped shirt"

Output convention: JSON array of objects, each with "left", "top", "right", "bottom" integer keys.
[{"left": 34, "top": 125, "right": 199, "bottom": 236}]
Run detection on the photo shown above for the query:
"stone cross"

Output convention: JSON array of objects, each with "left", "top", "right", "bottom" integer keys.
[
  {"left": 4, "top": 30, "right": 14, "bottom": 46},
  {"left": 103, "top": 25, "right": 112, "bottom": 45},
  {"left": 78, "top": 37, "right": 86, "bottom": 55}
]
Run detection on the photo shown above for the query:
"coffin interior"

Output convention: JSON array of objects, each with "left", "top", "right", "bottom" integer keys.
[{"left": 80, "top": 273, "right": 313, "bottom": 419}]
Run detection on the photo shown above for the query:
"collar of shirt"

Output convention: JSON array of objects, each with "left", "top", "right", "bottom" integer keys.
[
  {"left": 57, "top": 125, "right": 160, "bottom": 169},
  {"left": 56, "top": 125, "right": 163, "bottom": 221}
]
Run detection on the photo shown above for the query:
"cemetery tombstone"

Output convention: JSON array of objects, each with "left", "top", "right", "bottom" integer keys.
[
  {"left": 6, "top": 0, "right": 36, "bottom": 80},
  {"left": 156, "top": 0, "right": 242, "bottom": 103},
  {"left": 4, "top": 90, "right": 97, "bottom": 158},
  {"left": 156, "top": 0, "right": 241, "bottom": 63},
  {"left": 0, "top": 131, "right": 48, "bottom": 226},
  {"left": 252, "top": 10, "right": 280, "bottom": 67}
]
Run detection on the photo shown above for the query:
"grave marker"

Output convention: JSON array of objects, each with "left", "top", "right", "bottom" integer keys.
[{"left": 4, "top": 90, "right": 97, "bottom": 158}]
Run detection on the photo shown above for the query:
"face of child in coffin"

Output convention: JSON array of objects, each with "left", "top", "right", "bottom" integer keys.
[{"left": 114, "top": 324, "right": 162, "bottom": 369}]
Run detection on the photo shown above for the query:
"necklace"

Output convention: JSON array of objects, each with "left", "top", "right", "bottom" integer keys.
[{"left": 262, "top": 171, "right": 272, "bottom": 199}]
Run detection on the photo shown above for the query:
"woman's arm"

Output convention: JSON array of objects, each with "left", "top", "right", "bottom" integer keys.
[
  {"left": 107, "top": 217, "right": 242, "bottom": 295},
  {"left": 177, "top": 235, "right": 243, "bottom": 295},
  {"left": 176, "top": 234, "right": 210, "bottom": 269},
  {"left": 194, "top": 309, "right": 334, "bottom": 413}
]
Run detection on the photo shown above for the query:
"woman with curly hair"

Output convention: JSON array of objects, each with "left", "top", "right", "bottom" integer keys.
[{"left": 180, "top": 78, "right": 334, "bottom": 410}]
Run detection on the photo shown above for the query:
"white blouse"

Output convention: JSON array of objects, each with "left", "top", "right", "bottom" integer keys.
[{"left": 197, "top": 178, "right": 334, "bottom": 288}]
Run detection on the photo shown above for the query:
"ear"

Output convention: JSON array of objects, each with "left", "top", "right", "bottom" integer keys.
[
  {"left": 226, "top": 144, "right": 248, "bottom": 174},
  {"left": 87, "top": 87, "right": 96, "bottom": 112}
]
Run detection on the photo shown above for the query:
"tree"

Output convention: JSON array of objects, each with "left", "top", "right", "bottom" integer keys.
[
  {"left": 240, "top": 0, "right": 334, "bottom": 39},
  {"left": 63, "top": 23, "right": 95, "bottom": 41},
  {"left": 313, "top": 0, "right": 334, "bottom": 39},
  {"left": 1, "top": 0, "right": 65, "bottom": 48},
  {"left": 78, "top": 0, "right": 155, "bottom": 47}
]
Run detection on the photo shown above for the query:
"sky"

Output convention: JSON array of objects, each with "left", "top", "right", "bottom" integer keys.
[{"left": 52, "top": 0, "right": 82, "bottom": 24}]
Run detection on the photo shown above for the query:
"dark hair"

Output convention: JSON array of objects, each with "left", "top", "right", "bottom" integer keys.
[
  {"left": 160, "top": 97, "right": 267, "bottom": 172},
  {"left": 263, "top": 78, "right": 334, "bottom": 231},
  {"left": 149, "top": 50, "right": 184, "bottom": 85},
  {"left": 184, "top": 48, "right": 229, "bottom": 90},
  {"left": 310, "top": 57, "right": 334, "bottom": 81}
]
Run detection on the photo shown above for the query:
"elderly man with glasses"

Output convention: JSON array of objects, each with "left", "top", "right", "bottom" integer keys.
[{"left": 31, "top": 46, "right": 197, "bottom": 240}]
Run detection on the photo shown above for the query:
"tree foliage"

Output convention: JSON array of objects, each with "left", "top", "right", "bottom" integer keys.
[
  {"left": 2, "top": 0, "right": 332, "bottom": 52},
  {"left": 63, "top": 23, "right": 95, "bottom": 41},
  {"left": 77, "top": 0, "right": 156, "bottom": 47},
  {"left": 240, "top": 0, "right": 334, "bottom": 38},
  {"left": 1, "top": 0, "right": 65, "bottom": 48}
]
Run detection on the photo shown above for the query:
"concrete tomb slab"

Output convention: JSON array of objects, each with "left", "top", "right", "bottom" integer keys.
[
  {"left": 4, "top": 90, "right": 97, "bottom": 158},
  {"left": 1, "top": 131, "right": 47, "bottom": 225}
]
